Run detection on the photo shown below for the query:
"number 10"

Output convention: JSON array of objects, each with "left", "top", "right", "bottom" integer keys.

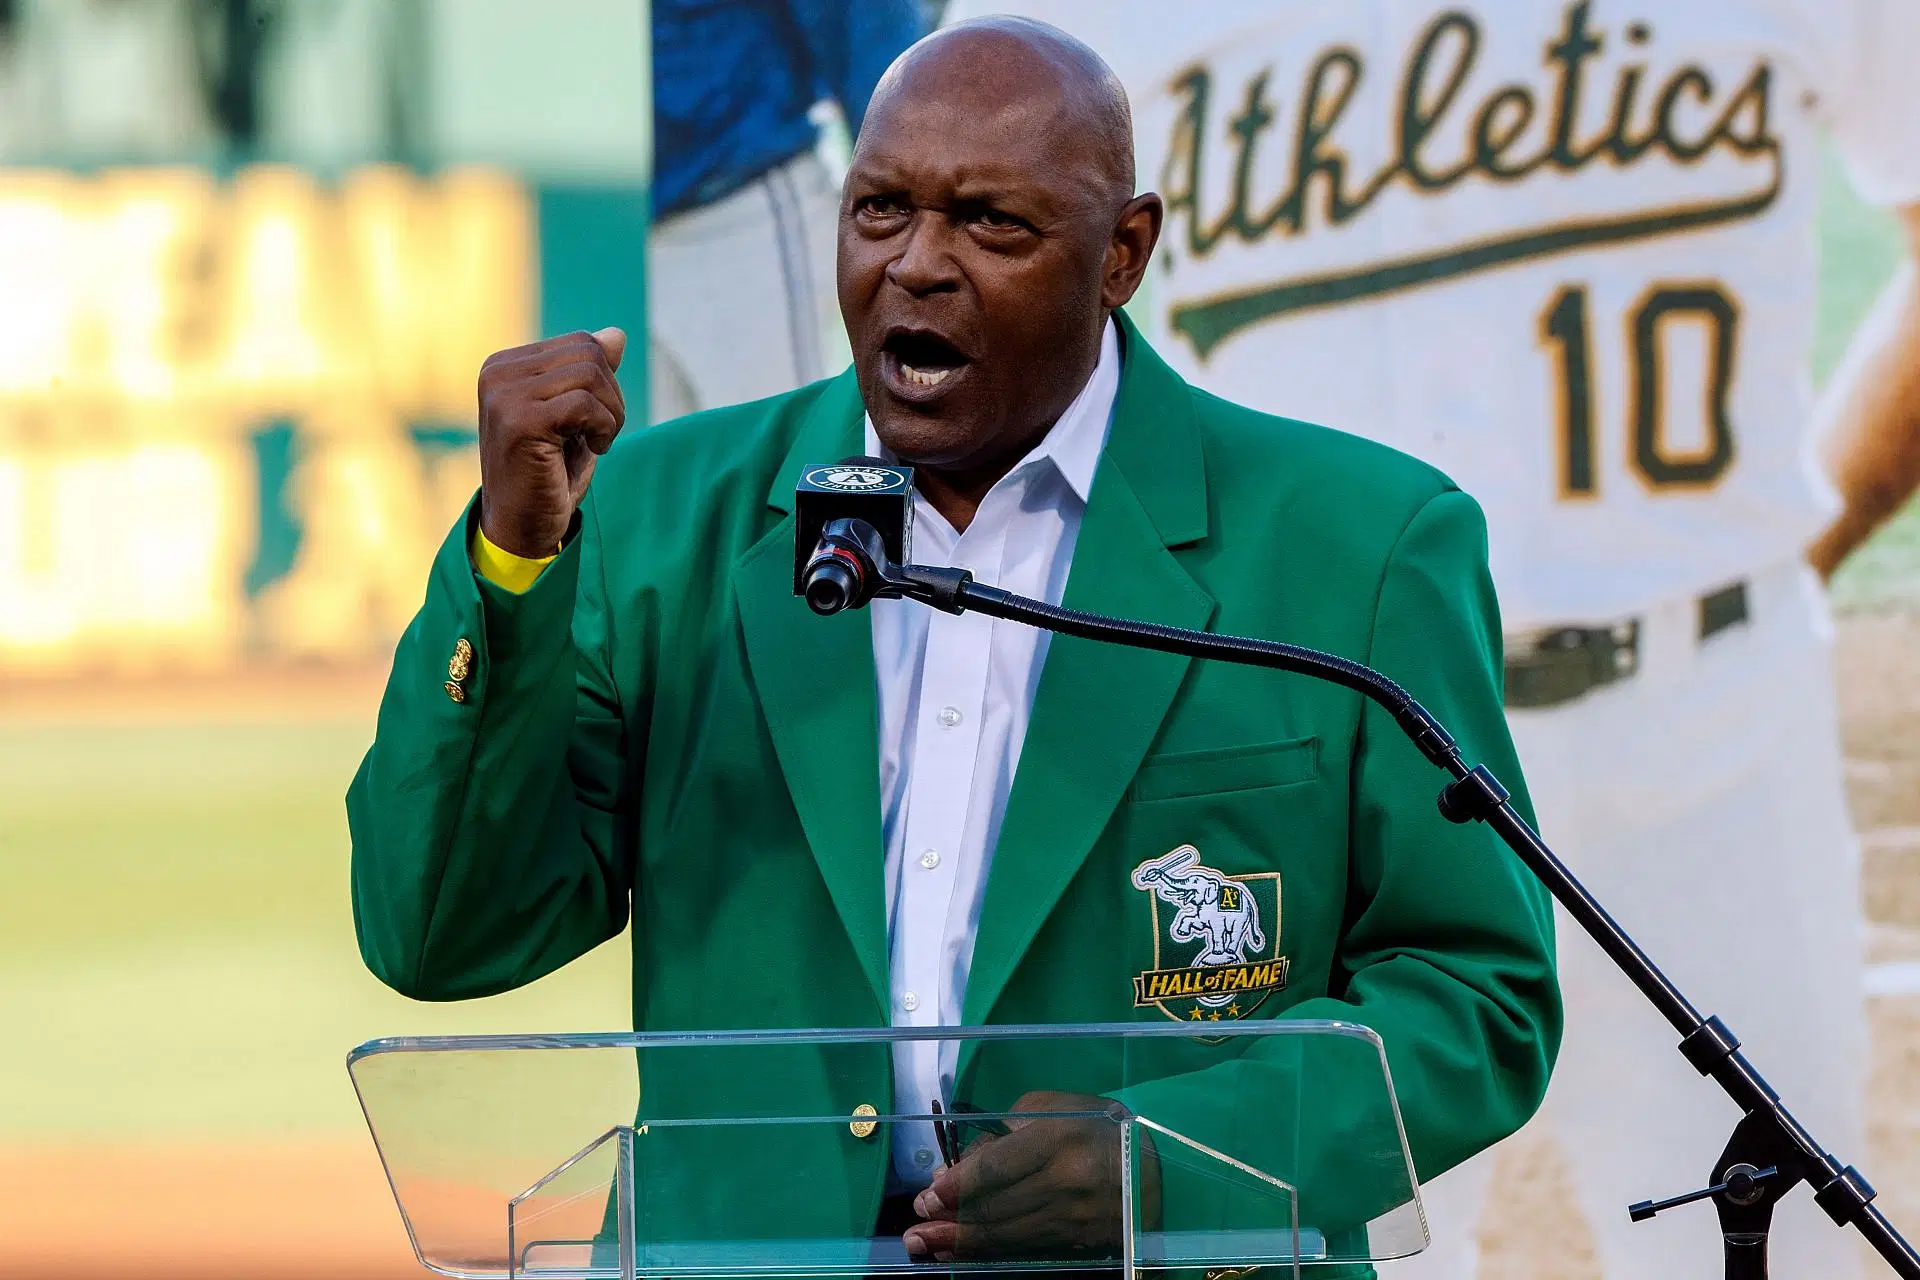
[{"left": 1540, "top": 283, "right": 1740, "bottom": 497}]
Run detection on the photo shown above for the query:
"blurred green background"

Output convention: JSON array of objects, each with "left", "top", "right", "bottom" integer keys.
[
  {"left": 0, "top": 4, "right": 654, "bottom": 1271},
  {"left": 0, "top": 720, "right": 629, "bottom": 1142}
]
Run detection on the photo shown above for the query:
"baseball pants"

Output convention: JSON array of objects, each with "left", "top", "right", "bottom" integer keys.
[
  {"left": 1390, "top": 559, "right": 1866, "bottom": 1280},
  {"left": 648, "top": 150, "right": 844, "bottom": 423}
]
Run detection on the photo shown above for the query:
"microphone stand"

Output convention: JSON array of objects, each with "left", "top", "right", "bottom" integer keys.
[{"left": 803, "top": 517, "right": 1920, "bottom": 1279}]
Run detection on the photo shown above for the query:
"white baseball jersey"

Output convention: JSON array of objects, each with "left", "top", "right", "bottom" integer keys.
[{"left": 946, "top": 0, "right": 1920, "bottom": 627}]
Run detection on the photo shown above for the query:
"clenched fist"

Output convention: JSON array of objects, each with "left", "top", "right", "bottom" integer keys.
[{"left": 476, "top": 327, "right": 627, "bottom": 558}]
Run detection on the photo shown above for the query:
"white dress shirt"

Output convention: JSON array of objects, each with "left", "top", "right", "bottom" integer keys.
[{"left": 866, "top": 318, "right": 1121, "bottom": 1187}]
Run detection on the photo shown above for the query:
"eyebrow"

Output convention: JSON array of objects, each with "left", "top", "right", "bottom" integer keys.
[{"left": 847, "top": 157, "right": 1074, "bottom": 219}]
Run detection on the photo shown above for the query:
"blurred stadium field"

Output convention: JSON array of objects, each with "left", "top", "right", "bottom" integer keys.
[
  {"left": 0, "top": 705, "right": 633, "bottom": 1275},
  {"left": 0, "top": 715, "right": 631, "bottom": 1143},
  {"left": 0, "top": 144, "right": 1914, "bottom": 1276}
]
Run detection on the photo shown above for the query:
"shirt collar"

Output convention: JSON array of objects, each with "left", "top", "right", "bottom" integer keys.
[{"left": 863, "top": 316, "right": 1122, "bottom": 505}]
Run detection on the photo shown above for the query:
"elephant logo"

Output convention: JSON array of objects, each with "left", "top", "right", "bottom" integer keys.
[{"left": 1131, "top": 845, "right": 1289, "bottom": 1023}]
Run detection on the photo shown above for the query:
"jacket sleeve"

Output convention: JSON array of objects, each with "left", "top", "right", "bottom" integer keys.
[
  {"left": 347, "top": 492, "right": 637, "bottom": 1001},
  {"left": 1312, "top": 486, "right": 1561, "bottom": 1178},
  {"left": 1114, "top": 488, "right": 1561, "bottom": 1237}
]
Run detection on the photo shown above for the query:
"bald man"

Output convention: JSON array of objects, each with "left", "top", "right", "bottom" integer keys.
[{"left": 349, "top": 19, "right": 1560, "bottom": 1269}]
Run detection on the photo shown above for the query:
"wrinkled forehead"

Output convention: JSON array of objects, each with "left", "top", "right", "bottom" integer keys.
[{"left": 850, "top": 83, "right": 1110, "bottom": 212}]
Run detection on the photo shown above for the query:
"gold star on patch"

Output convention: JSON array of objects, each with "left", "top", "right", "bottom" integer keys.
[
  {"left": 1208, "top": 1011, "right": 1223, "bottom": 1021},
  {"left": 1225, "top": 1003, "right": 1242, "bottom": 1018},
  {"left": 1188, "top": 1008, "right": 1205, "bottom": 1021}
]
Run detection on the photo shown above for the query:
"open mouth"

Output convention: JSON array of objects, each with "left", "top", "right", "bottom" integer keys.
[{"left": 881, "top": 329, "right": 972, "bottom": 397}]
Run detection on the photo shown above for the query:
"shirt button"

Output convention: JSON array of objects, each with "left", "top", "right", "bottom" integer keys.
[
  {"left": 915, "top": 1147, "right": 935, "bottom": 1168},
  {"left": 937, "top": 706, "right": 962, "bottom": 728},
  {"left": 919, "top": 848, "right": 941, "bottom": 870},
  {"left": 902, "top": 991, "right": 920, "bottom": 1012}
]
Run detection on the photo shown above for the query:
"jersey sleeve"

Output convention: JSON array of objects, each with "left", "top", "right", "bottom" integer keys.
[
  {"left": 1823, "top": 0, "right": 1920, "bottom": 208},
  {"left": 938, "top": 0, "right": 1010, "bottom": 24},
  {"left": 786, "top": 0, "right": 923, "bottom": 132}
]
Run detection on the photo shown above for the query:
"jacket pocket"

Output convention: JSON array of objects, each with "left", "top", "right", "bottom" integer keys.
[{"left": 1131, "top": 736, "right": 1320, "bottom": 802}]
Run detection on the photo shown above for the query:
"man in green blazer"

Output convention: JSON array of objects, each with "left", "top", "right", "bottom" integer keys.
[{"left": 349, "top": 16, "right": 1559, "bottom": 1268}]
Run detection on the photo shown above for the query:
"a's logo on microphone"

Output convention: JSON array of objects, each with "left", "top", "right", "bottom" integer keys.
[{"left": 804, "top": 465, "right": 904, "bottom": 493}]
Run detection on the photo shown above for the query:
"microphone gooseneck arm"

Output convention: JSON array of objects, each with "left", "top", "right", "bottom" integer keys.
[{"left": 813, "top": 520, "right": 1920, "bottom": 1280}]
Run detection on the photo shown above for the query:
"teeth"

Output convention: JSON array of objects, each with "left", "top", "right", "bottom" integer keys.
[{"left": 900, "top": 363, "right": 954, "bottom": 389}]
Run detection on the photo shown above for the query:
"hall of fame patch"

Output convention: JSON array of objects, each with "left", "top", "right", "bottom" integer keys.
[{"left": 1131, "top": 845, "right": 1290, "bottom": 1023}]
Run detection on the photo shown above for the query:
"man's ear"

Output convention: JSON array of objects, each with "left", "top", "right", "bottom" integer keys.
[{"left": 1101, "top": 193, "right": 1165, "bottom": 311}]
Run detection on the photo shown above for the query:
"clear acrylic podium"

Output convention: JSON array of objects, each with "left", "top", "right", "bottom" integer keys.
[{"left": 348, "top": 1021, "right": 1426, "bottom": 1277}]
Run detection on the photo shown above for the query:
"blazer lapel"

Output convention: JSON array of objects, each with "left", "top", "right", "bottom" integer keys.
[
  {"left": 734, "top": 372, "right": 891, "bottom": 1012},
  {"left": 961, "top": 317, "right": 1216, "bottom": 1029}
]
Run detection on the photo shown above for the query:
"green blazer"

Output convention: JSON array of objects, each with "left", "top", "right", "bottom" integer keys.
[{"left": 348, "top": 316, "right": 1559, "bottom": 1254}]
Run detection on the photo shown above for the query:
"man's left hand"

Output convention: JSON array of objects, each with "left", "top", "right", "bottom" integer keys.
[{"left": 901, "top": 1091, "right": 1157, "bottom": 1261}]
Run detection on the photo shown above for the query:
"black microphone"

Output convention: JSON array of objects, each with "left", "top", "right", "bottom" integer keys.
[{"left": 793, "top": 457, "right": 915, "bottom": 615}]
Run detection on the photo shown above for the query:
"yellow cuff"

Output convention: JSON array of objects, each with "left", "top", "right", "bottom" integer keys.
[{"left": 471, "top": 524, "right": 558, "bottom": 594}]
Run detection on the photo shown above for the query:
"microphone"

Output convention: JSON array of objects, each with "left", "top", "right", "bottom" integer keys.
[{"left": 793, "top": 457, "right": 915, "bottom": 615}]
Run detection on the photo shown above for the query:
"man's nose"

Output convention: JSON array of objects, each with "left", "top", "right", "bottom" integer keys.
[{"left": 884, "top": 215, "right": 960, "bottom": 296}]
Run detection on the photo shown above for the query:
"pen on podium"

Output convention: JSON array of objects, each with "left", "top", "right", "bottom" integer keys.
[{"left": 930, "top": 1098, "right": 955, "bottom": 1168}]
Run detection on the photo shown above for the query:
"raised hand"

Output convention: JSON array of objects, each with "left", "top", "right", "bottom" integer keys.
[{"left": 476, "top": 327, "right": 627, "bottom": 558}]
